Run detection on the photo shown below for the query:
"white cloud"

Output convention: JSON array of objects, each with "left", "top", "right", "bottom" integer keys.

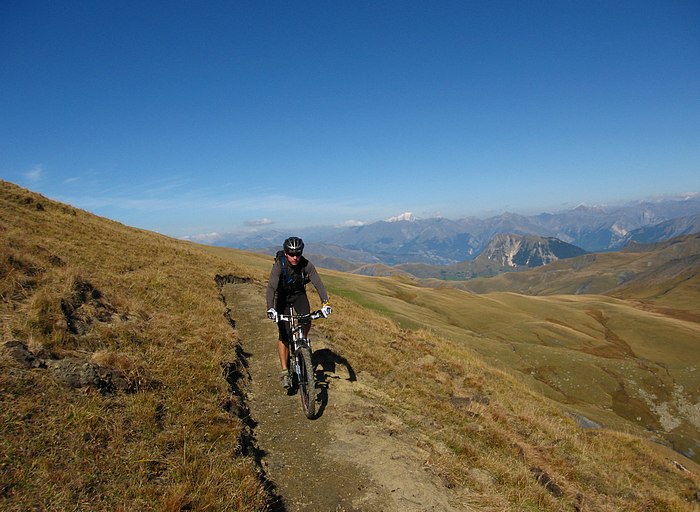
[
  {"left": 179, "top": 232, "right": 222, "bottom": 244},
  {"left": 245, "top": 218, "right": 274, "bottom": 227},
  {"left": 25, "top": 164, "right": 44, "bottom": 182},
  {"left": 337, "top": 219, "right": 366, "bottom": 227}
]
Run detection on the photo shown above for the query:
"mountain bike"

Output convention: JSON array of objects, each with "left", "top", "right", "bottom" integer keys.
[{"left": 277, "top": 307, "right": 325, "bottom": 419}]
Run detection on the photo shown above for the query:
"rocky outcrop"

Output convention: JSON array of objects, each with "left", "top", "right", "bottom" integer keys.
[
  {"left": 2, "top": 340, "right": 151, "bottom": 394},
  {"left": 476, "top": 234, "right": 587, "bottom": 269}
]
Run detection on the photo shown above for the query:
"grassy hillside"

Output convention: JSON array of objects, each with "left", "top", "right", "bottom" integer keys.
[
  {"left": 2, "top": 180, "right": 699, "bottom": 510},
  {"left": 460, "top": 234, "right": 700, "bottom": 304},
  {"left": 319, "top": 265, "right": 700, "bottom": 462},
  {"left": 0, "top": 181, "right": 267, "bottom": 510}
]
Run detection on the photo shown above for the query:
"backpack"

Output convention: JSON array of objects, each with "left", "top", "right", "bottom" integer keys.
[{"left": 276, "top": 250, "right": 309, "bottom": 296}]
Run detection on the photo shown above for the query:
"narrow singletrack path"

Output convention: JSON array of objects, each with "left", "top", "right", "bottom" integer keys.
[{"left": 222, "top": 280, "right": 469, "bottom": 512}]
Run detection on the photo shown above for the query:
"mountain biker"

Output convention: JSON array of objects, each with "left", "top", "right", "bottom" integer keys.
[{"left": 266, "top": 236, "right": 332, "bottom": 389}]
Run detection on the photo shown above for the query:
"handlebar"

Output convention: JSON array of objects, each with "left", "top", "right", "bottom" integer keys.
[{"left": 277, "top": 310, "right": 325, "bottom": 323}]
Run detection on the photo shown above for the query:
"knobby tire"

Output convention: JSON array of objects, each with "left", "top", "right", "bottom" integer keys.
[{"left": 297, "top": 347, "right": 316, "bottom": 419}]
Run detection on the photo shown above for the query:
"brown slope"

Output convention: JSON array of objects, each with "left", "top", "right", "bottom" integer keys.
[
  {"left": 4, "top": 180, "right": 700, "bottom": 511},
  {"left": 462, "top": 233, "right": 700, "bottom": 310},
  {"left": 0, "top": 181, "right": 269, "bottom": 509}
]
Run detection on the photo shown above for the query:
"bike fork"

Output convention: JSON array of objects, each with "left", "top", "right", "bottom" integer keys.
[{"left": 288, "top": 344, "right": 308, "bottom": 382}]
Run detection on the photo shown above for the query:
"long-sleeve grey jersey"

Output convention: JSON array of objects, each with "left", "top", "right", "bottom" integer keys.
[{"left": 266, "top": 256, "right": 329, "bottom": 309}]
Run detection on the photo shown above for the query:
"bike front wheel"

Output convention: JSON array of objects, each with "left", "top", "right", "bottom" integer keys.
[{"left": 296, "top": 346, "right": 316, "bottom": 419}]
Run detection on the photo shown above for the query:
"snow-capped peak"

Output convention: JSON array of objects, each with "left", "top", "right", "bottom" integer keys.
[{"left": 387, "top": 212, "right": 415, "bottom": 222}]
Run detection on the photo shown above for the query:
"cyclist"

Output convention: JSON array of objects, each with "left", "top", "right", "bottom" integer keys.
[{"left": 266, "top": 236, "right": 332, "bottom": 388}]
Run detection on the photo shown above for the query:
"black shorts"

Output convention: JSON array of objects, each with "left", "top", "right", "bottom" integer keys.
[{"left": 276, "top": 293, "right": 310, "bottom": 344}]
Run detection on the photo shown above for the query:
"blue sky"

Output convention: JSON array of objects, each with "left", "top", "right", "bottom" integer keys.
[{"left": 2, "top": 1, "right": 699, "bottom": 239}]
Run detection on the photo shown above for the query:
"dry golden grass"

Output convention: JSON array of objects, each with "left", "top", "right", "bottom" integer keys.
[
  {"left": 315, "top": 294, "right": 699, "bottom": 510},
  {"left": 460, "top": 236, "right": 700, "bottom": 314},
  {"left": 318, "top": 266, "right": 700, "bottom": 467},
  {"left": 2, "top": 180, "right": 699, "bottom": 511},
  {"left": 1, "top": 181, "right": 267, "bottom": 510}
]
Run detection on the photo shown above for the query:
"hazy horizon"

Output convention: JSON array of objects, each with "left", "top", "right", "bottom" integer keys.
[{"left": 178, "top": 190, "right": 700, "bottom": 245}]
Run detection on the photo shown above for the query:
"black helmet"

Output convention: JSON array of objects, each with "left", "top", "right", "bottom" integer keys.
[{"left": 283, "top": 236, "right": 304, "bottom": 256}]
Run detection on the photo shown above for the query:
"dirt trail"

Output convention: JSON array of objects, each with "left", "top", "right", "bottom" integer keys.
[{"left": 222, "top": 281, "right": 470, "bottom": 512}]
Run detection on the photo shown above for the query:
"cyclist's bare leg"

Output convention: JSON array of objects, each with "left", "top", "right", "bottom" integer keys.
[{"left": 278, "top": 340, "right": 289, "bottom": 370}]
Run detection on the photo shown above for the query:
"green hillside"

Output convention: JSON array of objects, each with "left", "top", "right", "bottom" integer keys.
[
  {"left": 460, "top": 234, "right": 700, "bottom": 303},
  {"left": 319, "top": 263, "right": 700, "bottom": 461},
  {"left": 2, "top": 180, "right": 699, "bottom": 511}
]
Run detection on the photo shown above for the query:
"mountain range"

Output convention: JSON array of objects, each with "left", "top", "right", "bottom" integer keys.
[
  {"left": 345, "top": 234, "right": 588, "bottom": 280},
  {"left": 205, "top": 194, "right": 700, "bottom": 270}
]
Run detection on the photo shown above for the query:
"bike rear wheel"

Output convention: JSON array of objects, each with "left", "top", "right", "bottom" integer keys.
[{"left": 296, "top": 346, "right": 316, "bottom": 419}]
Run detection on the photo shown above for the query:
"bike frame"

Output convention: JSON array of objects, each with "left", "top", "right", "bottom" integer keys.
[
  {"left": 278, "top": 309, "right": 318, "bottom": 352},
  {"left": 277, "top": 307, "right": 324, "bottom": 418}
]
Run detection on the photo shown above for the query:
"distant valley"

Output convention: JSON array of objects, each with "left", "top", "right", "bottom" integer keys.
[
  {"left": 205, "top": 195, "right": 700, "bottom": 279},
  {"left": 351, "top": 233, "right": 588, "bottom": 280}
]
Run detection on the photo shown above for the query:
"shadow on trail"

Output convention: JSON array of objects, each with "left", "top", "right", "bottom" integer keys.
[{"left": 311, "top": 348, "right": 357, "bottom": 419}]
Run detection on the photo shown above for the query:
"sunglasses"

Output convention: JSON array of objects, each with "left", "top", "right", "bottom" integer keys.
[{"left": 285, "top": 251, "right": 302, "bottom": 257}]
